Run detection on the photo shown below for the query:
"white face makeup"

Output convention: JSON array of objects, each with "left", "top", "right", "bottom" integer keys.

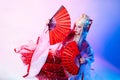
[
  {"left": 73, "top": 14, "right": 91, "bottom": 42},
  {"left": 73, "top": 22, "right": 84, "bottom": 43},
  {"left": 74, "top": 25, "right": 83, "bottom": 35}
]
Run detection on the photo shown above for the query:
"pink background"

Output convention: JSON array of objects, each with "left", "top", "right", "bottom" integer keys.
[{"left": 0, "top": 0, "right": 120, "bottom": 80}]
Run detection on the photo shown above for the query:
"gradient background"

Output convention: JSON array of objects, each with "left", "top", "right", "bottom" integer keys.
[{"left": 0, "top": 0, "right": 120, "bottom": 80}]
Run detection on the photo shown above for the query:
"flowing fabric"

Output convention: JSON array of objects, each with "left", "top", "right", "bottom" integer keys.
[
  {"left": 26, "top": 26, "right": 50, "bottom": 78},
  {"left": 14, "top": 40, "right": 37, "bottom": 65}
]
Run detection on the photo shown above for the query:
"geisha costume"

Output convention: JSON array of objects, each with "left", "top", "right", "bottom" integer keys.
[{"left": 14, "top": 6, "right": 94, "bottom": 80}]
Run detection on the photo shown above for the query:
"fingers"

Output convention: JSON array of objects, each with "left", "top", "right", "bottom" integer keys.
[
  {"left": 80, "top": 58, "right": 85, "bottom": 64},
  {"left": 46, "top": 19, "right": 50, "bottom": 26}
]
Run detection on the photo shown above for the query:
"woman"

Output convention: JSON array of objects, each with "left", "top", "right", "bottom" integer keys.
[
  {"left": 67, "top": 14, "right": 94, "bottom": 80},
  {"left": 15, "top": 13, "right": 94, "bottom": 80}
]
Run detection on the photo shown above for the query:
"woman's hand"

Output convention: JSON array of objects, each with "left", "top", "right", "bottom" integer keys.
[
  {"left": 46, "top": 19, "right": 50, "bottom": 26},
  {"left": 80, "top": 57, "right": 86, "bottom": 64}
]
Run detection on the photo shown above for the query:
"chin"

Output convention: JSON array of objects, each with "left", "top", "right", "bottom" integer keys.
[{"left": 75, "top": 32, "right": 80, "bottom": 35}]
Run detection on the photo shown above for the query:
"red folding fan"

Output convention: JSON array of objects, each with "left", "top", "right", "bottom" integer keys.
[
  {"left": 60, "top": 41, "right": 80, "bottom": 75},
  {"left": 48, "top": 5, "right": 71, "bottom": 45}
]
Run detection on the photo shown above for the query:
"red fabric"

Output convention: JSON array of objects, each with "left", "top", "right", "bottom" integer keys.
[
  {"left": 14, "top": 39, "right": 39, "bottom": 77},
  {"left": 21, "top": 52, "right": 33, "bottom": 65},
  {"left": 14, "top": 47, "right": 34, "bottom": 65},
  {"left": 37, "top": 52, "right": 68, "bottom": 80}
]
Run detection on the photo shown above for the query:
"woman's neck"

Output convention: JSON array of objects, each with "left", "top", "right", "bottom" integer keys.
[{"left": 73, "top": 34, "right": 81, "bottom": 43}]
